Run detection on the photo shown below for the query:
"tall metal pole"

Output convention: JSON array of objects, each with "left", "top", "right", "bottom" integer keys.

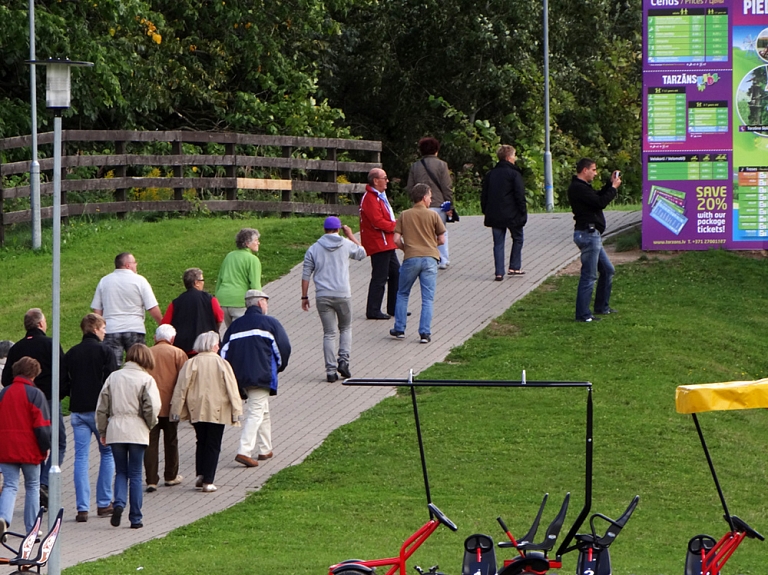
[
  {"left": 29, "top": 0, "right": 41, "bottom": 249},
  {"left": 48, "top": 112, "right": 63, "bottom": 575},
  {"left": 543, "top": 0, "right": 554, "bottom": 212}
]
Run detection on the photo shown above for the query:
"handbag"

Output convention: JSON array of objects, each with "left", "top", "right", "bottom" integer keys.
[{"left": 420, "top": 159, "right": 459, "bottom": 223}]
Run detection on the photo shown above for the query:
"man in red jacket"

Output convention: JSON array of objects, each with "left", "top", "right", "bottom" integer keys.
[
  {"left": 0, "top": 357, "right": 51, "bottom": 536},
  {"left": 359, "top": 168, "right": 400, "bottom": 320}
]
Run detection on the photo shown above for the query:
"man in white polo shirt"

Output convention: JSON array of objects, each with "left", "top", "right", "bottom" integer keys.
[{"left": 91, "top": 252, "right": 163, "bottom": 366}]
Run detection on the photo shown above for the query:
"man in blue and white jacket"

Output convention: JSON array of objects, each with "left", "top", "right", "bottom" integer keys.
[{"left": 221, "top": 290, "right": 291, "bottom": 468}]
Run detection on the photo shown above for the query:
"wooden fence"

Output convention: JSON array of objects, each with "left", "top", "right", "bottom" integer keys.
[{"left": 0, "top": 130, "right": 382, "bottom": 244}]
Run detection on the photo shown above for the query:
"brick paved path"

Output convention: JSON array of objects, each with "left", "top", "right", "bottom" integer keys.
[{"left": 13, "top": 211, "right": 640, "bottom": 569}]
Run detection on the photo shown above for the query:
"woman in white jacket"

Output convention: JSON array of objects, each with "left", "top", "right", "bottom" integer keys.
[
  {"left": 171, "top": 332, "right": 242, "bottom": 493},
  {"left": 97, "top": 344, "right": 160, "bottom": 529}
]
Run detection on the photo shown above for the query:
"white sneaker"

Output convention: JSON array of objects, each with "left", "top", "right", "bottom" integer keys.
[
  {"left": 202, "top": 484, "right": 217, "bottom": 493},
  {"left": 195, "top": 475, "right": 204, "bottom": 488},
  {"left": 164, "top": 475, "right": 183, "bottom": 486}
]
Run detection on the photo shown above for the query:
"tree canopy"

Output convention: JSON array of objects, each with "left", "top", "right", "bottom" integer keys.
[{"left": 0, "top": 0, "right": 642, "bottom": 206}]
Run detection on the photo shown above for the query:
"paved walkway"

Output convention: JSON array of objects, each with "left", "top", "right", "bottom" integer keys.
[{"left": 18, "top": 211, "right": 640, "bottom": 569}]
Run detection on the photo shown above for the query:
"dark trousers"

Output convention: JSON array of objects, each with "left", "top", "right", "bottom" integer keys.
[
  {"left": 366, "top": 250, "right": 400, "bottom": 317},
  {"left": 143, "top": 417, "right": 179, "bottom": 485},
  {"left": 103, "top": 332, "right": 146, "bottom": 367},
  {"left": 40, "top": 400, "right": 66, "bottom": 487},
  {"left": 492, "top": 225, "right": 524, "bottom": 276},
  {"left": 193, "top": 422, "right": 225, "bottom": 484}
]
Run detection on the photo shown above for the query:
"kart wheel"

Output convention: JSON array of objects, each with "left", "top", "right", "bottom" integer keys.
[{"left": 333, "top": 570, "right": 369, "bottom": 575}]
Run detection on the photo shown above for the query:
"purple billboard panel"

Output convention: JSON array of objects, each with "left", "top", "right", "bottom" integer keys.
[
  {"left": 643, "top": 0, "right": 768, "bottom": 249},
  {"left": 644, "top": 70, "right": 732, "bottom": 151},
  {"left": 643, "top": 152, "right": 730, "bottom": 249}
]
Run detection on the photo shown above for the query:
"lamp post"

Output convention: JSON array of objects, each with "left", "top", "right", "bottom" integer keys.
[
  {"left": 26, "top": 57, "right": 92, "bottom": 575},
  {"left": 543, "top": 0, "right": 554, "bottom": 212},
  {"left": 29, "top": 0, "right": 41, "bottom": 249}
]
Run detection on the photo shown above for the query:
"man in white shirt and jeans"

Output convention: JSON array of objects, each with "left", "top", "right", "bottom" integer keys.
[{"left": 91, "top": 252, "right": 162, "bottom": 366}]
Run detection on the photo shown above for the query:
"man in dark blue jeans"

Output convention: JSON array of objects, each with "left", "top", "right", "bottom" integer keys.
[{"left": 567, "top": 158, "right": 622, "bottom": 322}]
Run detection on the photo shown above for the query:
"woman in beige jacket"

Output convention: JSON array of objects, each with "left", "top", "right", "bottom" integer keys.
[
  {"left": 96, "top": 344, "right": 161, "bottom": 529},
  {"left": 170, "top": 332, "right": 242, "bottom": 493}
]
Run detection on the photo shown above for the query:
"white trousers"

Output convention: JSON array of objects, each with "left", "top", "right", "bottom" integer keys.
[{"left": 238, "top": 387, "right": 272, "bottom": 457}]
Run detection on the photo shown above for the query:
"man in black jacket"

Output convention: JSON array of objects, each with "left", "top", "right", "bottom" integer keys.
[
  {"left": 161, "top": 268, "right": 223, "bottom": 355},
  {"left": 567, "top": 158, "right": 622, "bottom": 322},
  {"left": 1, "top": 308, "right": 67, "bottom": 505},
  {"left": 481, "top": 145, "right": 528, "bottom": 280},
  {"left": 65, "top": 314, "right": 118, "bottom": 521}
]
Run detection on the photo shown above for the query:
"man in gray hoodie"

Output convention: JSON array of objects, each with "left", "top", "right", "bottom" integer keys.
[{"left": 301, "top": 217, "right": 367, "bottom": 382}]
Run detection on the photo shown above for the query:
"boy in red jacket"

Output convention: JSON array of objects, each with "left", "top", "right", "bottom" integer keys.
[{"left": 0, "top": 357, "right": 51, "bottom": 535}]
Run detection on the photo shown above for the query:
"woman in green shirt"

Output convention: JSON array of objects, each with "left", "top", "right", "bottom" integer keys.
[{"left": 215, "top": 228, "right": 262, "bottom": 327}]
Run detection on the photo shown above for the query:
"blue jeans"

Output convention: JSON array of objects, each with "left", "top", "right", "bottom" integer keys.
[
  {"left": 0, "top": 462, "right": 40, "bottom": 533},
  {"left": 394, "top": 257, "right": 438, "bottom": 336},
  {"left": 573, "top": 229, "right": 615, "bottom": 320},
  {"left": 430, "top": 208, "right": 450, "bottom": 265},
  {"left": 71, "top": 412, "right": 114, "bottom": 511},
  {"left": 40, "top": 399, "right": 66, "bottom": 488},
  {"left": 111, "top": 443, "right": 146, "bottom": 526},
  {"left": 492, "top": 226, "right": 524, "bottom": 276}
]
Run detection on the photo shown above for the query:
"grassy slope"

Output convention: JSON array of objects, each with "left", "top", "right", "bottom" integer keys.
[
  {"left": 60, "top": 246, "right": 768, "bottom": 575},
  {"left": 0, "top": 215, "right": 356, "bottom": 347}
]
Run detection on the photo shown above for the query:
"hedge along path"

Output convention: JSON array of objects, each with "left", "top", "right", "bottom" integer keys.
[{"left": 43, "top": 211, "right": 640, "bottom": 568}]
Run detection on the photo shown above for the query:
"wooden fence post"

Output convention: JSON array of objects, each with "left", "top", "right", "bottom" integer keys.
[
  {"left": 281, "top": 145, "right": 292, "bottom": 217},
  {"left": 225, "top": 142, "right": 236, "bottom": 201},
  {"left": 0, "top": 154, "right": 5, "bottom": 246},
  {"left": 172, "top": 139, "right": 183, "bottom": 201},
  {"left": 115, "top": 140, "right": 127, "bottom": 219},
  {"left": 325, "top": 147, "right": 338, "bottom": 207}
]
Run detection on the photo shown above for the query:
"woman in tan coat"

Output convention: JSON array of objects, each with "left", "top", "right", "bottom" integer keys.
[
  {"left": 96, "top": 344, "right": 161, "bottom": 529},
  {"left": 170, "top": 331, "right": 242, "bottom": 493}
]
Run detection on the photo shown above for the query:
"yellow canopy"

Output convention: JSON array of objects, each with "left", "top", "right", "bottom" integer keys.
[{"left": 676, "top": 378, "right": 768, "bottom": 414}]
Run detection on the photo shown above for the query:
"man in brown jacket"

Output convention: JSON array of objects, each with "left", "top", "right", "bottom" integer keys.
[{"left": 144, "top": 324, "right": 187, "bottom": 491}]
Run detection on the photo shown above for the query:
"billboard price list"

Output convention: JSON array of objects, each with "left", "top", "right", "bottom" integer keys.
[
  {"left": 648, "top": 88, "right": 687, "bottom": 142},
  {"left": 647, "top": 8, "right": 728, "bottom": 63},
  {"left": 736, "top": 168, "right": 768, "bottom": 232},
  {"left": 647, "top": 154, "right": 728, "bottom": 180}
]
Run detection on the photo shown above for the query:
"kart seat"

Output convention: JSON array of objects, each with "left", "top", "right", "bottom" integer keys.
[
  {"left": 498, "top": 493, "right": 570, "bottom": 553},
  {"left": 576, "top": 495, "right": 639, "bottom": 549},
  {"left": 462, "top": 534, "right": 496, "bottom": 575},
  {"left": 1, "top": 507, "right": 63, "bottom": 575}
]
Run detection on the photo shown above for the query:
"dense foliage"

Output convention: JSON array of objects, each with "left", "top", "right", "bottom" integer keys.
[
  {"left": 319, "top": 0, "right": 642, "bottom": 206},
  {"left": 0, "top": 0, "right": 352, "bottom": 137},
  {"left": 0, "top": 0, "right": 642, "bottom": 207}
]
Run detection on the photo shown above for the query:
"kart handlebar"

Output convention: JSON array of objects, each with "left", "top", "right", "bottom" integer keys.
[{"left": 428, "top": 503, "right": 458, "bottom": 532}]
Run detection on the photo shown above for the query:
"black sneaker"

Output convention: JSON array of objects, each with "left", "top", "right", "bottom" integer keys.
[
  {"left": 576, "top": 316, "right": 601, "bottom": 322},
  {"left": 389, "top": 329, "right": 405, "bottom": 339},
  {"left": 111, "top": 506, "right": 123, "bottom": 527},
  {"left": 337, "top": 359, "right": 351, "bottom": 379},
  {"left": 419, "top": 333, "right": 431, "bottom": 344},
  {"left": 326, "top": 373, "right": 339, "bottom": 383},
  {"left": 595, "top": 307, "right": 618, "bottom": 315},
  {"left": 130, "top": 522, "right": 143, "bottom": 529}
]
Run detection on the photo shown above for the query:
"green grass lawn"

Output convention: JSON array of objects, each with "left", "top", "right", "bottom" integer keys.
[
  {"left": 52, "top": 229, "right": 768, "bottom": 575},
  {"left": 0, "top": 214, "right": 357, "bottom": 348}
]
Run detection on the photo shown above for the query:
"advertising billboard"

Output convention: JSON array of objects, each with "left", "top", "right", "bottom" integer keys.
[{"left": 642, "top": 0, "right": 768, "bottom": 249}]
